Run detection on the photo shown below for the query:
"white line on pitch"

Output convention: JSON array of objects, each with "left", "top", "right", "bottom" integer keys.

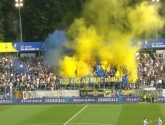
[
  {"left": 27, "top": 123, "right": 63, "bottom": 125},
  {"left": 68, "top": 123, "right": 112, "bottom": 125},
  {"left": 27, "top": 123, "right": 112, "bottom": 125},
  {"left": 64, "top": 105, "right": 87, "bottom": 125}
]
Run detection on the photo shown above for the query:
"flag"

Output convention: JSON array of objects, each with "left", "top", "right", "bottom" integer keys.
[{"left": 96, "top": 64, "right": 105, "bottom": 77}]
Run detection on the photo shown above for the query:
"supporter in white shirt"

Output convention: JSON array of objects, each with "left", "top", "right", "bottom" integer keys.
[
  {"left": 158, "top": 79, "right": 162, "bottom": 84},
  {"left": 144, "top": 67, "right": 147, "bottom": 72},
  {"left": 150, "top": 80, "right": 154, "bottom": 87},
  {"left": 142, "top": 118, "right": 152, "bottom": 125},
  {"left": 154, "top": 117, "right": 162, "bottom": 125},
  {"left": 11, "top": 73, "right": 13, "bottom": 77}
]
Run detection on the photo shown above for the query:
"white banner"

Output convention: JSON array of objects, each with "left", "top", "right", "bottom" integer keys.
[
  {"left": 156, "top": 50, "right": 165, "bottom": 59},
  {"left": 23, "top": 90, "right": 79, "bottom": 98},
  {"left": 23, "top": 91, "right": 32, "bottom": 99},
  {"left": 162, "top": 89, "right": 165, "bottom": 97}
]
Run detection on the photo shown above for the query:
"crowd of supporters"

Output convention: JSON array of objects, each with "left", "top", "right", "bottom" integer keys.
[
  {"left": 136, "top": 52, "right": 165, "bottom": 88},
  {"left": 0, "top": 51, "right": 165, "bottom": 96},
  {"left": 0, "top": 54, "right": 58, "bottom": 95}
]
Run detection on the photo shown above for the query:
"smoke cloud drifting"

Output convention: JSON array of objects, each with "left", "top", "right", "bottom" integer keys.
[
  {"left": 44, "top": 30, "right": 66, "bottom": 66},
  {"left": 58, "top": 0, "right": 164, "bottom": 82}
]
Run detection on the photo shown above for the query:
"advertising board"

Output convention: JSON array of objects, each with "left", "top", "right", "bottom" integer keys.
[
  {"left": 158, "top": 96, "right": 165, "bottom": 102},
  {"left": 12, "top": 42, "right": 45, "bottom": 52},
  {"left": 0, "top": 43, "right": 18, "bottom": 52},
  {"left": 0, "top": 97, "right": 139, "bottom": 104}
]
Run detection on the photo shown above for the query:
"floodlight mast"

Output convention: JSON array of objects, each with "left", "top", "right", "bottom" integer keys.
[
  {"left": 152, "top": 0, "right": 159, "bottom": 42},
  {"left": 15, "top": 0, "right": 23, "bottom": 42}
]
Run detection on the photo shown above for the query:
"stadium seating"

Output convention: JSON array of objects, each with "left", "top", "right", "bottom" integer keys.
[{"left": 0, "top": 51, "right": 164, "bottom": 98}]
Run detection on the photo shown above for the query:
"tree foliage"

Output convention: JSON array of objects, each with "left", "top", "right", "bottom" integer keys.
[
  {"left": 0, "top": 0, "right": 6, "bottom": 41},
  {"left": 2, "top": 0, "right": 84, "bottom": 42},
  {"left": 1, "top": 0, "right": 165, "bottom": 42}
]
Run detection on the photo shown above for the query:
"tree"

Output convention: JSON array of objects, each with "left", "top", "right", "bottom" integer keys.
[
  {"left": 0, "top": 0, "right": 5, "bottom": 41},
  {"left": 1, "top": 0, "right": 84, "bottom": 42},
  {"left": 2, "top": 0, "right": 164, "bottom": 42},
  {"left": 21, "top": 0, "right": 84, "bottom": 41},
  {"left": 2, "top": 0, "right": 19, "bottom": 41}
]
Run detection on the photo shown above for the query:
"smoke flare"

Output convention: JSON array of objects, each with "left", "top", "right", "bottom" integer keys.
[{"left": 59, "top": 0, "right": 164, "bottom": 82}]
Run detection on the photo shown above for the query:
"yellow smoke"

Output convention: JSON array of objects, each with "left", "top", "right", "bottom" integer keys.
[{"left": 59, "top": 0, "right": 164, "bottom": 82}]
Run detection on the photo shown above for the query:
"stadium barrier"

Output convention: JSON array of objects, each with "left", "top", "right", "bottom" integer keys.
[
  {"left": 4, "top": 88, "right": 165, "bottom": 104},
  {"left": 0, "top": 97, "right": 139, "bottom": 104},
  {"left": 17, "top": 89, "right": 136, "bottom": 99},
  {"left": 22, "top": 90, "right": 79, "bottom": 99}
]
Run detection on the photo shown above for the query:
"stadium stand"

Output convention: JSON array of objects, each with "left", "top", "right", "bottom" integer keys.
[
  {"left": 136, "top": 52, "right": 165, "bottom": 89},
  {"left": 0, "top": 51, "right": 164, "bottom": 98}
]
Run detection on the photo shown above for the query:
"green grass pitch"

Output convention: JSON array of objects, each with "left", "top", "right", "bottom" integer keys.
[{"left": 0, "top": 103, "right": 165, "bottom": 125}]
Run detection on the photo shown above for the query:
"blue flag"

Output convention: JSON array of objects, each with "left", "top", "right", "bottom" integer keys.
[
  {"left": 122, "top": 77, "right": 128, "bottom": 83},
  {"left": 96, "top": 64, "right": 105, "bottom": 77}
]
